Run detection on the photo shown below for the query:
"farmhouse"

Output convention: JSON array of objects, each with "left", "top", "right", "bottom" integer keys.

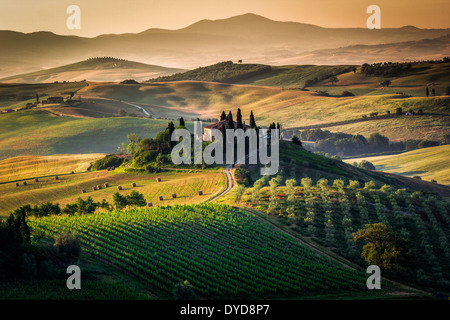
[
  {"left": 42, "top": 96, "right": 64, "bottom": 104},
  {"left": 203, "top": 120, "right": 250, "bottom": 141},
  {"left": 1, "top": 109, "right": 13, "bottom": 113}
]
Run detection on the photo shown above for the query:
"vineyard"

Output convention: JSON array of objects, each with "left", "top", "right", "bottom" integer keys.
[
  {"left": 0, "top": 279, "right": 147, "bottom": 300},
  {"left": 240, "top": 177, "right": 450, "bottom": 290},
  {"left": 28, "top": 203, "right": 368, "bottom": 299}
]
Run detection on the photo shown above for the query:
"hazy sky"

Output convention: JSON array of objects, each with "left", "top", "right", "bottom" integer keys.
[{"left": 1, "top": 0, "right": 449, "bottom": 37}]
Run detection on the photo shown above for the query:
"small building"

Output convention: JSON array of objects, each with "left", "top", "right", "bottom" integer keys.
[
  {"left": 1, "top": 109, "right": 13, "bottom": 113},
  {"left": 46, "top": 96, "right": 64, "bottom": 104},
  {"left": 202, "top": 120, "right": 250, "bottom": 142}
]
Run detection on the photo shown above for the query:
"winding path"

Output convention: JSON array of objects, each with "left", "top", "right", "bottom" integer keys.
[
  {"left": 122, "top": 101, "right": 152, "bottom": 117},
  {"left": 207, "top": 165, "right": 235, "bottom": 202}
]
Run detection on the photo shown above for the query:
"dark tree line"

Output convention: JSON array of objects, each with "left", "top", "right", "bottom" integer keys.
[
  {"left": 147, "top": 61, "right": 271, "bottom": 83},
  {"left": 361, "top": 62, "right": 412, "bottom": 77},
  {"left": 299, "top": 128, "right": 441, "bottom": 157}
]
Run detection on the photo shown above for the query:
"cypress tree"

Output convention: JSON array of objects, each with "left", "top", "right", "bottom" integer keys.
[
  {"left": 226, "top": 111, "right": 234, "bottom": 129},
  {"left": 220, "top": 111, "right": 226, "bottom": 121},
  {"left": 249, "top": 110, "right": 256, "bottom": 128},
  {"left": 179, "top": 117, "right": 185, "bottom": 127},
  {"left": 236, "top": 108, "right": 243, "bottom": 129}
]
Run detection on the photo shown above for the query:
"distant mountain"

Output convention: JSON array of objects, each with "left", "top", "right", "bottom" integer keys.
[
  {"left": 1, "top": 13, "right": 449, "bottom": 78},
  {"left": 0, "top": 57, "right": 186, "bottom": 83},
  {"left": 279, "top": 34, "right": 450, "bottom": 65}
]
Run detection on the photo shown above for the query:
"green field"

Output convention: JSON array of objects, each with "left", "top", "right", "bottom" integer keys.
[
  {"left": 0, "top": 109, "right": 199, "bottom": 159},
  {"left": 0, "top": 163, "right": 225, "bottom": 216},
  {"left": 238, "top": 65, "right": 354, "bottom": 88},
  {"left": 237, "top": 176, "right": 450, "bottom": 291},
  {"left": 344, "top": 145, "right": 450, "bottom": 185},
  {"left": 27, "top": 203, "right": 373, "bottom": 299},
  {"left": 76, "top": 80, "right": 449, "bottom": 142},
  {"left": 0, "top": 153, "right": 105, "bottom": 183}
]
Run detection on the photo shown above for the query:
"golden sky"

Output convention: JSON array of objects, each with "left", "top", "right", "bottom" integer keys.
[{"left": 1, "top": 0, "right": 449, "bottom": 37}]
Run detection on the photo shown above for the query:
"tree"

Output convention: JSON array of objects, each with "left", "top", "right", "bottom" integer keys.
[
  {"left": 292, "top": 135, "right": 302, "bottom": 146},
  {"left": 249, "top": 111, "right": 256, "bottom": 129},
  {"left": 226, "top": 111, "right": 234, "bottom": 129},
  {"left": 179, "top": 117, "right": 185, "bottom": 127},
  {"left": 54, "top": 232, "right": 81, "bottom": 261},
  {"left": 173, "top": 280, "right": 196, "bottom": 299},
  {"left": 126, "top": 133, "right": 141, "bottom": 155},
  {"left": 368, "top": 133, "right": 389, "bottom": 153},
  {"left": 113, "top": 192, "right": 128, "bottom": 210},
  {"left": 220, "top": 111, "right": 226, "bottom": 121},
  {"left": 127, "top": 190, "right": 146, "bottom": 207},
  {"left": 329, "top": 76, "right": 339, "bottom": 85},
  {"left": 380, "top": 80, "right": 391, "bottom": 87},
  {"left": 353, "top": 223, "right": 410, "bottom": 270},
  {"left": 234, "top": 184, "right": 245, "bottom": 203},
  {"left": 426, "top": 86, "right": 429, "bottom": 97},
  {"left": 236, "top": 108, "right": 243, "bottom": 129}
]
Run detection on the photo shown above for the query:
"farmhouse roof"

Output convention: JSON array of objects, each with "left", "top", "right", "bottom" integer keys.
[{"left": 204, "top": 120, "right": 250, "bottom": 130}]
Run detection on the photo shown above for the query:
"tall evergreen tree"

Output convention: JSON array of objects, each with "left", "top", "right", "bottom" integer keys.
[
  {"left": 236, "top": 108, "right": 243, "bottom": 129},
  {"left": 249, "top": 111, "right": 256, "bottom": 128},
  {"left": 226, "top": 111, "right": 235, "bottom": 129},
  {"left": 220, "top": 111, "right": 226, "bottom": 121},
  {"left": 179, "top": 117, "right": 185, "bottom": 127}
]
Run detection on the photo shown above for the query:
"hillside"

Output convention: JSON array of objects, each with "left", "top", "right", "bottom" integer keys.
[
  {"left": 146, "top": 61, "right": 272, "bottom": 83},
  {"left": 238, "top": 65, "right": 354, "bottom": 88},
  {"left": 0, "top": 81, "right": 88, "bottom": 110},
  {"left": 344, "top": 145, "right": 450, "bottom": 185},
  {"left": 0, "top": 109, "right": 195, "bottom": 159},
  {"left": 0, "top": 163, "right": 225, "bottom": 216},
  {"left": 26, "top": 203, "right": 373, "bottom": 298},
  {"left": 1, "top": 13, "right": 449, "bottom": 77},
  {"left": 0, "top": 57, "right": 186, "bottom": 83},
  {"left": 0, "top": 153, "right": 104, "bottom": 184},
  {"left": 76, "top": 80, "right": 450, "bottom": 142}
]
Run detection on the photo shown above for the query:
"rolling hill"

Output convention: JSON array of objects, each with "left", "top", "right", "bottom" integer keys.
[
  {"left": 0, "top": 57, "right": 185, "bottom": 83},
  {"left": 75, "top": 79, "right": 449, "bottom": 142},
  {"left": 1, "top": 13, "right": 449, "bottom": 77},
  {"left": 344, "top": 144, "right": 450, "bottom": 185},
  {"left": 0, "top": 109, "right": 197, "bottom": 160}
]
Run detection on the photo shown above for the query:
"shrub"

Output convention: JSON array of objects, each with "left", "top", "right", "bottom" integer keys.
[
  {"left": 292, "top": 135, "right": 302, "bottom": 146},
  {"left": 173, "top": 280, "right": 196, "bottom": 300},
  {"left": 358, "top": 160, "right": 376, "bottom": 170},
  {"left": 92, "top": 154, "right": 124, "bottom": 171},
  {"left": 234, "top": 168, "right": 252, "bottom": 186},
  {"left": 54, "top": 232, "right": 81, "bottom": 261},
  {"left": 341, "top": 91, "right": 354, "bottom": 97}
]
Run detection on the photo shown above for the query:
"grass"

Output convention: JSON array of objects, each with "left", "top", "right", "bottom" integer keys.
[
  {"left": 77, "top": 81, "right": 449, "bottom": 142},
  {"left": 0, "top": 153, "right": 105, "bottom": 183},
  {"left": 343, "top": 145, "right": 450, "bottom": 185},
  {"left": 28, "top": 203, "right": 371, "bottom": 299},
  {"left": 0, "top": 58, "right": 185, "bottom": 83},
  {"left": 0, "top": 82, "right": 87, "bottom": 110},
  {"left": 0, "top": 109, "right": 197, "bottom": 159},
  {"left": 238, "top": 65, "right": 354, "bottom": 88},
  {"left": 236, "top": 181, "right": 450, "bottom": 292},
  {"left": 0, "top": 164, "right": 225, "bottom": 216}
]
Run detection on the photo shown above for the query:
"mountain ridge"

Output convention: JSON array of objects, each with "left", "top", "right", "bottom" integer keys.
[{"left": 1, "top": 13, "right": 449, "bottom": 77}]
